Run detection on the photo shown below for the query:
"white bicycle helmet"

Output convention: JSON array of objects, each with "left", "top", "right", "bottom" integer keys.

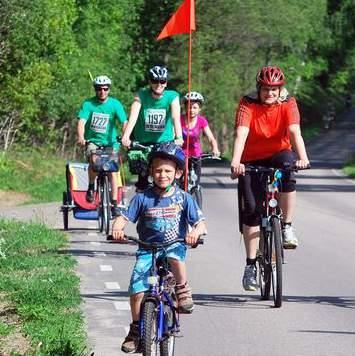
[
  {"left": 184, "top": 91, "right": 204, "bottom": 104},
  {"left": 148, "top": 66, "right": 168, "bottom": 81},
  {"left": 93, "top": 75, "right": 111, "bottom": 86}
]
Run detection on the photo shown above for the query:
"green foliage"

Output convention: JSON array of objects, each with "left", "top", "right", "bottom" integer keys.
[
  {"left": 0, "top": 219, "right": 86, "bottom": 355},
  {"left": 0, "top": 0, "right": 354, "bottom": 152}
]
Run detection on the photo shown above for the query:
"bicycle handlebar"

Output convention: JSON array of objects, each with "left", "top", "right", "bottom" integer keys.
[
  {"left": 188, "top": 153, "right": 221, "bottom": 163},
  {"left": 106, "top": 234, "right": 205, "bottom": 248},
  {"left": 244, "top": 164, "right": 311, "bottom": 174}
]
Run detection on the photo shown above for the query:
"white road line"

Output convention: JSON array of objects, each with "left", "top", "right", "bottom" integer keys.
[
  {"left": 114, "top": 301, "right": 130, "bottom": 310},
  {"left": 100, "top": 265, "right": 113, "bottom": 272},
  {"left": 332, "top": 169, "right": 355, "bottom": 184},
  {"left": 90, "top": 241, "right": 101, "bottom": 246},
  {"left": 93, "top": 252, "right": 106, "bottom": 257},
  {"left": 88, "top": 232, "right": 98, "bottom": 237},
  {"left": 105, "top": 282, "right": 121, "bottom": 290}
]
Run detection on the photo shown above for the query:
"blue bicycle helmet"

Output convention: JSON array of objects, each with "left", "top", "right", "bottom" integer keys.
[{"left": 149, "top": 142, "right": 185, "bottom": 170}]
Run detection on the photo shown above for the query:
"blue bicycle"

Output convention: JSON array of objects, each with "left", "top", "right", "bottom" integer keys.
[{"left": 126, "top": 236, "right": 203, "bottom": 356}]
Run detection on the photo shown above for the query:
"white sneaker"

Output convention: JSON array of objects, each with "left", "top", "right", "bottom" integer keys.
[{"left": 282, "top": 225, "right": 298, "bottom": 249}]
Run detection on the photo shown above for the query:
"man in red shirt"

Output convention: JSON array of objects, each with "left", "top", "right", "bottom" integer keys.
[{"left": 231, "top": 66, "right": 309, "bottom": 291}]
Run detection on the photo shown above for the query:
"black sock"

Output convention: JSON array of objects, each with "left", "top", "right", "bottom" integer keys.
[
  {"left": 283, "top": 222, "right": 292, "bottom": 228},
  {"left": 132, "top": 320, "right": 139, "bottom": 326},
  {"left": 246, "top": 258, "right": 256, "bottom": 266},
  {"left": 111, "top": 199, "right": 117, "bottom": 206},
  {"left": 88, "top": 183, "right": 94, "bottom": 190}
]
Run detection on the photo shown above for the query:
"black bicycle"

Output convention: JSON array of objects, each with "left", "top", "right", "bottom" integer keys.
[
  {"left": 184, "top": 153, "right": 221, "bottom": 209},
  {"left": 89, "top": 145, "right": 119, "bottom": 234},
  {"left": 238, "top": 164, "right": 309, "bottom": 308}
]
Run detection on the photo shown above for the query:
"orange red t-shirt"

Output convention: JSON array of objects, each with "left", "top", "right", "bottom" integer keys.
[{"left": 235, "top": 96, "right": 300, "bottom": 162}]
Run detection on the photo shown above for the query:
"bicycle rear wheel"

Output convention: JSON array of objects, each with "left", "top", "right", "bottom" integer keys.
[
  {"left": 271, "top": 217, "right": 283, "bottom": 308},
  {"left": 103, "top": 176, "right": 111, "bottom": 234},
  {"left": 191, "top": 186, "right": 202, "bottom": 209},
  {"left": 160, "top": 303, "right": 175, "bottom": 356},
  {"left": 258, "top": 229, "right": 271, "bottom": 300},
  {"left": 62, "top": 192, "right": 69, "bottom": 231},
  {"left": 141, "top": 300, "right": 159, "bottom": 356},
  {"left": 98, "top": 176, "right": 110, "bottom": 234}
]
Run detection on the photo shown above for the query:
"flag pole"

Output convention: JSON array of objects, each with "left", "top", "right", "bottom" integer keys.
[{"left": 184, "top": 13, "right": 193, "bottom": 191}]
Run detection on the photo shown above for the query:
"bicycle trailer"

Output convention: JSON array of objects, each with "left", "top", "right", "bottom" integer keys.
[{"left": 60, "top": 161, "right": 123, "bottom": 230}]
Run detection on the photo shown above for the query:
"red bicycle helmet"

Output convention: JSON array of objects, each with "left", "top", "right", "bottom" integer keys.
[{"left": 256, "top": 66, "right": 285, "bottom": 87}]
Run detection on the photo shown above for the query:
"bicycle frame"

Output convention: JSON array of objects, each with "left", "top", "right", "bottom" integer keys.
[
  {"left": 186, "top": 153, "right": 220, "bottom": 193},
  {"left": 88, "top": 144, "right": 120, "bottom": 233}
]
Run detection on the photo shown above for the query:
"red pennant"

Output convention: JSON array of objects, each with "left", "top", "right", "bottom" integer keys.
[{"left": 157, "top": 0, "right": 195, "bottom": 40}]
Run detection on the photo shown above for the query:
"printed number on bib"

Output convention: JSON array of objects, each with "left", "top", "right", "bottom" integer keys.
[
  {"left": 145, "top": 109, "right": 166, "bottom": 132},
  {"left": 90, "top": 113, "right": 110, "bottom": 133}
]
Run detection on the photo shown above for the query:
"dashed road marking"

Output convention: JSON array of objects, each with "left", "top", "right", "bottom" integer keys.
[
  {"left": 100, "top": 265, "right": 113, "bottom": 272},
  {"left": 93, "top": 252, "right": 106, "bottom": 257},
  {"left": 114, "top": 301, "right": 130, "bottom": 310},
  {"left": 90, "top": 241, "right": 101, "bottom": 246},
  {"left": 332, "top": 169, "right": 355, "bottom": 184},
  {"left": 105, "top": 282, "right": 121, "bottom": 290}
]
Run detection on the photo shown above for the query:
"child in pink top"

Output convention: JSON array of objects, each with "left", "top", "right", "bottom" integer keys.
[{"left": 181, "top": 91, "right": 220, "bottom": 184}]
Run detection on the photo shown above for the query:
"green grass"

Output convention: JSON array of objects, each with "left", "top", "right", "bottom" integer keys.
[
  {"left": 0, "top": 219, "right": 87, "bottom": 355},
  {"left": 0, "top": 148, "right": 132, "bottom": 204},
  {"left": 0, "top": 149, "right": 67, "bottom": 204},
  {"left": 344, "top": 155, "right": 355, "bottom": 178}
]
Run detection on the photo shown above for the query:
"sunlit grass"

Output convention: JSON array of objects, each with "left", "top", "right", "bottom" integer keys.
[
  {"left": 344, "top": 156, "right": 355, "bottom": 178},
  {"left": 0, "top": 219, "right": 87, "bottom": 355}
]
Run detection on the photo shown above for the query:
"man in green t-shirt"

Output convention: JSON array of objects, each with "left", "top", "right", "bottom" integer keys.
[
  {"left": 77, "top": 75, "right": 127, "bottom": 214},
  {"left": 121, "top": 65, "right": 183, "bottom": 191}
]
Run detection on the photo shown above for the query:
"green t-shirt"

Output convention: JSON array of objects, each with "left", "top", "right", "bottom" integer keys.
[
  {"left": 77, "top": 96, "right": 127, "bottom": 148},
  {"left": 132, "top": 88, "right": 179, "bottom": 143}
]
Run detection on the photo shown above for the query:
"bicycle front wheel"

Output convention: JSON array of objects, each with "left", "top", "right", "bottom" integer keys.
[
  {"left": 141, "top": 300, "right": 159, "bottom": 356},
  {"left": 160, "top": 303, "right": 175, "bottom": 356},
  {"left": 258, "top": 229, "right": 271, "bottom": 300},
  {"left": 271, "top": 217, "right": 283, "bottom": 308},
  {"left": 191, "top": 186, "right": 202, "bottom": 209}
]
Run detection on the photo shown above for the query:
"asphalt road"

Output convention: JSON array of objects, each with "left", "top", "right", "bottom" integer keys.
[{"left": 1, "top": 110, "right": 354, "bottom": 356}]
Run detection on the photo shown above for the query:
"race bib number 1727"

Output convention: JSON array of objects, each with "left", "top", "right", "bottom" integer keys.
[{"left": 90, "top": 112, "right": 110, "bottom": 133}]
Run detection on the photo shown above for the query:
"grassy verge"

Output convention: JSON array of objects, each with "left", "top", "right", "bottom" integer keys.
[
  {"left": 344, "top": 155, "right": 355, "bottom": 178},
  {"left": 0, "top": 148, "right": 131, "bottom": 204},
  {"left": 0, "top": 219, "right": 87, "bottom": 355},
  {"left": 0, "top": 149, "right": 67, "bottom": 204}
]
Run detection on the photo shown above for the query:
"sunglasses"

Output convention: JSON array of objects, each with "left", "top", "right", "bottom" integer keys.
[
  {"left": 151, "top": 79, "right": 167, "bottom": 85},
  {"left": 95, "top": 87, "right": 110, "bottom": 92}
]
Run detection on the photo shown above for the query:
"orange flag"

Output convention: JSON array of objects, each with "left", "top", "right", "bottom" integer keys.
[{"left": 157, "top": 0, "right": 196, "bottom": 40}]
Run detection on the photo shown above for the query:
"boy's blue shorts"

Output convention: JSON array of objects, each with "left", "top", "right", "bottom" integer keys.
[{"left": 129, "top": 242, "right": 187, "bottom": 295}]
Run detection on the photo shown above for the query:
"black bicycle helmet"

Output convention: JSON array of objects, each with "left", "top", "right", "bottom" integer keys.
[
  {"left": 148, "top": 65, "right": 168, "bottom": 81},
  {"left": 149, "top": 142, "right": 185, "bottom": 170}
]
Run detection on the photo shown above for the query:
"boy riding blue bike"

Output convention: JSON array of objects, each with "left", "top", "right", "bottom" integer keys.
[{"left": 111, "top": 142, "right": 206, "bottom": 354}]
